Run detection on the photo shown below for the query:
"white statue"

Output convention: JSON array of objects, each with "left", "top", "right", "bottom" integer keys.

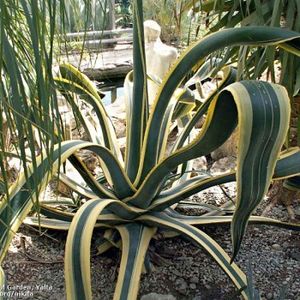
[
  {"left": 107, "top": 20, "right": 178, "bottom": 124},
  {"left": 144, "top": 20, "right": 178, "bottom": 105}
]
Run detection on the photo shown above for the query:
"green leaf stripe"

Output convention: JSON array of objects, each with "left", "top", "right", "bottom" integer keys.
[
  {"left": 152, "top": 147, "right": 300, "bottom": 212},
  {"left": 65, "top": 199, "right": 115, "bottom": 300},
  {"left": 125, "top": 0, "right": 149, "bottom": 182},
  {"left": 59, "top": 63, "right": 103, "bottom": 101},
  {"left": 65, "top": 200, "right": 152, "bottom": 300},
  {"left": 136, "top": 26, "right": 300, "bottom": 184},
  {"left": 173, "top": 66, "right": 237, "bottom": 151},
  {"left": 231, "top": 81, "right": 290, "bottom": 260},
  {"left": 138, "top": 212, "right": 249, "bottom": 299},
  {"left": 114, "top": 224, "right": 156, "bottom": 300},
  {"left": 163, "top": 209, "right": 300, "bottom": 231},
  {"left": 127, "top": 81, "right": 290, "bottom": 219},
  {"left": 0, "top": 140, "right": 134, "bottom": 262}
]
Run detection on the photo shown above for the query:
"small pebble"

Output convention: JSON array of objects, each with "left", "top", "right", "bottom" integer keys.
[
  {"left": 175, "top": 278, "right": 188, "bottom": 294},
  {"left": 290, "top": 251, "right": 300, "bottom": 261},
  {"left": 266, "top": 292, "right": 273, "bottom": 299},
  {"left": 190, "top": 283, "right": 197, "bottom": 289},
  {"left": 282, "top": 241, "right": 289, "bottom": 248},
  {"left": 294, "top": 207, "right": 300, "bottom": 216},
  {"left": 141, "top": 293, "right": 176, "bottom": 300},
  {"left": 190, "top": 277, "right": 199, "bottom": 284},
  {"left": 272, "top": 243, "right": 281, "bottom": 251}
]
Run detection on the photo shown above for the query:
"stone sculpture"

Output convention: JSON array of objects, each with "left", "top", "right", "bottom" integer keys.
[
  {"left": 106, "top": 20, "right": 178, "bottom": 141},
  {"left": 144, "top": 20, "right": 178, "bottom": 105}
]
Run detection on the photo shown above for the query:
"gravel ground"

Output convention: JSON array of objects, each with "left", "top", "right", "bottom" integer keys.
[{"left": 2, "top": 183, "right": 300, "bottom": 300}]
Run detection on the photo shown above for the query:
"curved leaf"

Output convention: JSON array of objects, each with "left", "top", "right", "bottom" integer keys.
[
  {"left": 273, "top": 148, "right": 300, "bottom": 179},
  {"left": 55, "top": 77, "right": 122, "bottom": 163},
  {"left": 65, "top": 199, "right": 115, "bottom": 300},
  {"left": 151, "top": 173, "right": 233, "bottom": 211},
  {"left": 23, "top": 216, "right": 72, "bottom": 230},
  {"left": 152, "top": 147, "right": 300, "bottom": 212},
  {"left": 114, "top": 223, "right": 156, "bottom": 300},
  {"left": 59, "top": 63, "right": 103, "bottom": 101},
  {"left": 66, "top": 154, "right": 116, "bottom": 199},
  {"left": 173, "top": 66, "right": 237, "bottom": 151},
  {"left": 138, "top": 212, "right": 249, "bottom": 299},
  {"left": 56, "top": 172, "right": 98, "bottom": 199},
  {"left": 127, "top": 81, "right": 290, "bottom": 219},
  {"left": 136, "top": 26, "right": 300, "bottom": 184},
  {"left": 0, "top": 140, "right": 135, "bottom": 263},
  {"left": 65, "top": 199, "right": 150, "bottom": 300},
  {"left": 39, "top": 204, "right": 129, "bottom": 226},
  {"left": 66, "top": 144, "right": 136, "bottom": 199},
  {"left": 164, "top": 208, "right": 300, "bottom": 231}
]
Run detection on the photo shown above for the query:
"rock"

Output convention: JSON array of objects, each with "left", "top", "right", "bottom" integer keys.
[
  {"left": 195, "top": 116, "right": 205, "bottom": 128},
  {"left": 165, "top": 135, "right": 177, "bottom": 157},
  {"left": 117, "top": 137, "right": 126, "bottom": 157},
  {"left": 266, "top": 292, "right": 273, "bottom": 300},
  {"left": 171, "top": 269, "right": 182, "bottom": 277},
  {"left": 56, "top": 180, "right": 72, "bottom": 196},
  {"left": 112, "top": 117, "right": 126, "bottom": 138},
  {"left": 192, "top": 157, "right": 207, "bottom": 173},
  {"left": 294, "top": 207, "right": 300, "bottom": 216},
  {"left": 141, "top": 293, "right": 176, "bottom": 300},
  {"left": 189, "top": 283, "right": 197, "bottom": 289},
  {"left": 271, "top": 243, "right": 281, "bottom": 251},
  {"left": 190, "top": 276, "right": 199, "bottom": 284},
  {"left": 105, "top": 258, "right": 113, "bottom": 264},
  {"left": 175, "top": 278, "right": 188, "bottom": 294},
  {"left": 290, "top": 251, "right": 300, "bottom": 261},
  {"left": 211, "top": 129, "right": 238, "bottom": 160},
  {"left": 210, "top": 156, "right": 236, "bottom": 175},
  {"left": 282, "top": 241, "right": 289, "bottom": 248},
  {"left": 79, "top": 150, "right": 99, "bottom": 173}
]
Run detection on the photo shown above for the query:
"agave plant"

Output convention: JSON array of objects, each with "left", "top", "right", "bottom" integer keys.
[{"left": 1, "top": 1, "right": 300, "bottom": 300}]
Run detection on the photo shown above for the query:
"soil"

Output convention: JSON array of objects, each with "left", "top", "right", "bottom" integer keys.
[{"left": 2, "top": 184, "right": 300, "bottom": 300}]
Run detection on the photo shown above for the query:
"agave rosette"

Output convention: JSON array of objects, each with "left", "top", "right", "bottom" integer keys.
[{"left": 1, "top": 1, "right": 300, "bottom": 299}]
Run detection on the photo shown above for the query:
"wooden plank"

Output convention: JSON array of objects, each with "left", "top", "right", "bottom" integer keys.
[
  {"left": 68, "top": 37, "right": 133, "bottom": 51},
  {"left": 63, "top": 28, "right": 133, "bottom": 41},
  {"left": 83, "top": 64, "right": 132, "bottom": 81}
]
